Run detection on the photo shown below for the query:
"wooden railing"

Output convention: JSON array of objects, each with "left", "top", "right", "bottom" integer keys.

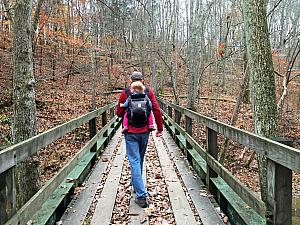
[
  {"left": 0, "top": 103, "right": 120, "bottom": 225},
  {"left": 158, "top": 97, "right": 300, "bottom": 225}
]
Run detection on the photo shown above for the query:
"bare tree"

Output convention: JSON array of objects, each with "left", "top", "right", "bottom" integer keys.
[
  {"left": 241, "top": 0, "right": 278, "bottom": 203},
  {"left": 11, "top": 0, "right": 40, "bottom": 209}
]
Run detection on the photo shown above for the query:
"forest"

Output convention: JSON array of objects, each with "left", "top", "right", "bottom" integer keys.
[{"left": 0, "top": 0, "right": 300, "bottom": 224}]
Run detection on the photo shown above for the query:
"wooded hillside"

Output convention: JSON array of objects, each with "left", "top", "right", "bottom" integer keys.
[{"left": 0, "top": 0, "right": 299, "bottom": 214}]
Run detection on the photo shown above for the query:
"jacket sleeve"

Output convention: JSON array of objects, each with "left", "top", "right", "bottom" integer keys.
[
  {"left": 116, "top": 90, "right": 127, "bottom": 118},
  {"left": 123, "top": 99, "right": 129, "bottom": 108},
  {"left": 148, "top": 89, "right": 163, "bottom": 132}
]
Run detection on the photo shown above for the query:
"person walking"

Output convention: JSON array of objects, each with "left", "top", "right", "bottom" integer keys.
[{"left": 116, "top": 71, "right": 163, "bottom": 208}]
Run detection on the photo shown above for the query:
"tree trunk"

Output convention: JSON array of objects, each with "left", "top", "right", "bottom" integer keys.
[
  {"left": 241, "top": 0, "right": 278, "bottom": 203},
  {"left": 12, "top": 0, "right": 40, "bottom": 209},
  {"left": 219, "top": 71, "right": 249, "bottom": 164}
]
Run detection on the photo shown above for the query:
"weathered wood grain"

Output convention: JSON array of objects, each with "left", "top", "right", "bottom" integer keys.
[
  {"left": 5, "top": 117, "right": 118, "bottom": 225},
  {"left": 152, "top": 133, "right": 198, "bottom": 225},
  {"left": 162, "top": 131, "right": 224, "bottom": 225},
  {"left": 90, "top": 140, "right": 125, "bottom": 225},
  {"left": 157, "top": 98, "right": 300, "bottom": 172},
  {"left": 61, "top": 129, "right": 122, "bottom": 225},
  {"left": 0, "top": 103, "right": 116, "bottom": 174},
  {"left": 163, "top": 111, "right": 266, "bottom": 217}
]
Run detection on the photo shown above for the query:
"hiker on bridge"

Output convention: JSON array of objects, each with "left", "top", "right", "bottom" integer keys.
[
  {"left": 116, "top": 71, "right": 163, "bottom": 208},
  {"left": 119, "top": 80, "right": 155, "bottom": 133}
]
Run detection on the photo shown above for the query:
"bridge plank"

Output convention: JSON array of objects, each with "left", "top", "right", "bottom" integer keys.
[
  {"left": 161, "top": 110, "right": 266, "bottom": 224},
  {"left": 152, "top": 133, "right": 198, "bottom": 225},
  {"left": 163, "top": 111, "right": 266, "bottom": 216},
  {"left": 5, "top": 118, "right": 119, "bottom": 225},
  {"left": 61, "top": 129, "right": 122, "bottom": 225},
  {"left": 128, "top": 162, "right": 148, "bottom": 225},
  {"left": 162, "top": 131, "right": 225, "bottom": 225},
  {"left": 90, "top": 140, "right": 125, "bottom": 224},
  {"left": 31, "top": 152, "right": 95, "bottom": 224}
]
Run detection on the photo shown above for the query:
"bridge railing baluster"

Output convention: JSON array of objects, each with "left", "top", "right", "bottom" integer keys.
[
  {"left": 102, "top": 111, "right": 108, "bottom": 147},
  {"left": 0, "top": 103, "right": 119, "bottom": 224},
  {"left": 110, "top": 107, "right": 115, "bottom": 129},
  {"left": 206, "top": 127, "right": 218, "bottom": 196},
  {"left": 156, "top": 97, "right": 300, "bottom": 225},
  {"left": 266, "top": 139, "right": 293, "bottom": 225},
  {"left": 174, "top": 109, "right": 181, "bottom": 145},
  {"left": 89, "top": 115, "right": 98, "bottom": 152},
  {"left": 184, "top": 115, "right": 193, "bottom": 162}
]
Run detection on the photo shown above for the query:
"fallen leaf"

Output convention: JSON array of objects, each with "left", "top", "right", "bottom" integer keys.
[
  {"left": 66, "top": 178, "right": 76, "bottom": 183},
  {"left": 223, "top": 216, "right": 228, "bottom": 223},
  {"left": 162, "top": 201, "right": 169, "bottom": 209}
]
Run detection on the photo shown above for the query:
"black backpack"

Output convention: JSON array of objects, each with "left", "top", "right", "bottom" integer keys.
[{"left": 125, "top": 86, "right": 151, "bottom": 128}]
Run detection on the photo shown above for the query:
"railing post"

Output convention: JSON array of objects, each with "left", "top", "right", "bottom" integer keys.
[
  {"left": 174, "top": 109, "right": 181, "bottom": 126},
  {"left": 206, "top": 127, "right": 218, "bottom": 195},
  {"left": 163, "top": 103, "right": 167, "bottom": 114},
  {"left": 102, "top": 111, "right": 108, "bottom": 148},
  {"left": 0, "top": 168, "right": 15, "bottom": 224},
  {"left": 168, "top": 106, "right": 172, "bottom": 118},
  {"left": 110, "top": 107, "right": 115, "bottom": 128},
  {"left": 102, "top": 111, "right": 107, "bottom": 128},
  {"left": 266, "top": 138, "right": 293, "bottom": 225},
  {"left": 174, "top": 109, "right": 181, "bottom": 145},
  {"left": 167, "top": 106, "right": 173, "bottom": 134},
  {"left": 184, "top": 115, "right": 193, "bottom": 162},
  {"left": 89, "top": 114, "right": 97, "bottom": 152},
  {"left": 185, "top": 115, "right": 192, "bottom": 149}
]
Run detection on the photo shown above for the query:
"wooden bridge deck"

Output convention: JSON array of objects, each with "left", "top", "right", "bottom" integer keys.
[
  {"left": 4, "top": 100, "right": 298, "bottom": 225},
  {"left": 60, "top": 127, "right": 224, "bottom": 225}
]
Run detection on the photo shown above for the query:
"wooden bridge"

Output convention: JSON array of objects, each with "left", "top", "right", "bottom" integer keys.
[{"left": 1, "top": 98, "right": 300, "bottom": 225}]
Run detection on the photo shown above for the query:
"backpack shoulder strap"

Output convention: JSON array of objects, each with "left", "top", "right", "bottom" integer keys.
[
  {"left": 125, "top": 86, "right": 131, "bottom": 97},
  {"left": 144, "top": 86, "right": 150, "bottom": 96}
]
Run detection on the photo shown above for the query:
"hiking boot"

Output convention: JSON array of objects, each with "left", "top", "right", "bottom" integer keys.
[{"left": 135, "top": 197, "right": 149, "bottom": 208}]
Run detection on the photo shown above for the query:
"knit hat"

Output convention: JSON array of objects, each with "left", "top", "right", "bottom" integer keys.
[{"left": 131, "top": 71, "right": 143, "bottom": 81}]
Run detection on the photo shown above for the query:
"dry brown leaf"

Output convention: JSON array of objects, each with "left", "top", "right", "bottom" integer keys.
[
  {"left": 162, "top": 201, "right": 169, "bottom": 209},
  {"left": 223, "top": 216, "right": 229, "bottom": 223}
]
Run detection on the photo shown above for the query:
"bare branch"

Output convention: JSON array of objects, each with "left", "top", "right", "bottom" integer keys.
[{"left": 267, "top": 0, "right": 284, "bottom": 17}]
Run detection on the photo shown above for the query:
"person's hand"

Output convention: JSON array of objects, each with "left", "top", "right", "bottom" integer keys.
[{"left": 156, "top": 131, "right": 163, "bottom": 137}]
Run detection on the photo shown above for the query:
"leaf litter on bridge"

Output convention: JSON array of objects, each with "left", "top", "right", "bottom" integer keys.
[
  {"left": 82, "top": 138, "right": 123, "bottom": 224},
  {"left": 110, "top": 134, "right": 206, "bottom": 225},
  {"left": 110, "top": 135, "right": 177, "bottom": 225}
]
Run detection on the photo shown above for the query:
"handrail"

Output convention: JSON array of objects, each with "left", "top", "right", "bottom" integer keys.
[
  {"left": 5, "top": 117, "right": 119, "bottom": 225},
  {"left": 1, "top": 102, "right": 119, "bottom": 224},
  {"left": 162, "top": 111, "right": 266, "bottom": 216},
  {"left": 157, "top": 98, "right": 300, "bottom": 171},
  {"left": 157, "top": 97, "right": 298, "bottom": 225},
  {"left": 0, "top": 102, "right": 116, "bottom": 174}
]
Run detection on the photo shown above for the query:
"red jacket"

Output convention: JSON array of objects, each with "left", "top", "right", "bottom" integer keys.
[{"left": 116, "top": 88, "right": 163, "bottom": 133}]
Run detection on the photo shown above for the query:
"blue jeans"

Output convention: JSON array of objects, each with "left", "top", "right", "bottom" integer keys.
[{"left": 125, "top": 132, "right": 149, "bottom": 199}]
